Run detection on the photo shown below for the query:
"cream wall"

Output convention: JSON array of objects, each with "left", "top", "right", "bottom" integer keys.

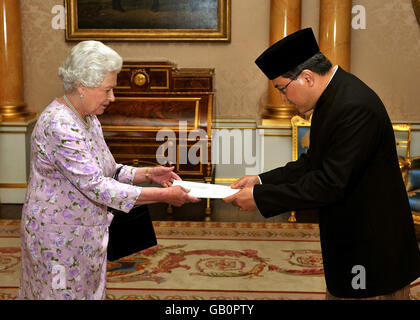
[
  {"left": 351, "top": 0, "right": 420, "bottom": 121},
  {"left": 21, "top": 0, "right": 419, "bottom": 121}
]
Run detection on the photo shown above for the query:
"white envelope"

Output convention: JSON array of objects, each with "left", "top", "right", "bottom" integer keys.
[{"left": 173, "top": 180, "right": 240, "bottom": 199}]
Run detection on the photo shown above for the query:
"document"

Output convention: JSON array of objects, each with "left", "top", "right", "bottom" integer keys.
[{"left": 173, "top": 180, "right": 240, "bottom": 199}]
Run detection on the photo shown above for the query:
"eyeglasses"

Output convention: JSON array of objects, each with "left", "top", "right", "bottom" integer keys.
[
  {"left": 274, "top": 72, "right": 302, "bottom": 95},
  {"left": 275, "top": 78, "right": 295, "bottom": 95}
]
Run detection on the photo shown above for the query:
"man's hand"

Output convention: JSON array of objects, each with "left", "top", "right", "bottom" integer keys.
[
  {"left": 230, "top": 175, "right": 260, "bottom": 189},
  {"left": 223, "top": 187, "right": 257, "bottom": 211}
]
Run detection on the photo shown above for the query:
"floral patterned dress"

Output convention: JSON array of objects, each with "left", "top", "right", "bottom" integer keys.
[{"left": 18, "top": 99, "right": 142, "bottom": 300}]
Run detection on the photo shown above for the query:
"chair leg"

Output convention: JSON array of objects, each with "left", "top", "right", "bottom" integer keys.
[
  {"left": 205, "top": 198, "right": 211, "bottom": 221},
  {"left": 288, "top": 211, "right": 297, "bottom": 222}
]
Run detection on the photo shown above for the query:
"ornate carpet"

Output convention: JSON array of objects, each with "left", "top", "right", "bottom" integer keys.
[{"left": 1, "top": 219, "right": 419, "bottom": 300}]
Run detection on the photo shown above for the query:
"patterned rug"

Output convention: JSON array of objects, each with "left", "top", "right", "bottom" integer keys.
[{"left": 0, "top": 219, "right": 419, "bottom": 300}]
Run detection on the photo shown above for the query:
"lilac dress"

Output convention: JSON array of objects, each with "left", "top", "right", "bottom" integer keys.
[{"left": 18, "top": 99, "right": 142, "bottom": 300}]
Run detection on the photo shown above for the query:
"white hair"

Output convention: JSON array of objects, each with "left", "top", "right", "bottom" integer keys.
[{"left": 58, "top": 41, "right": 122, "bottom": 92}]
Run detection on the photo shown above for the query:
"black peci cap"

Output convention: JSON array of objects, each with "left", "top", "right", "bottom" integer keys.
[{"left": 255, "top": 28, "right": 320, "bottom": 80}]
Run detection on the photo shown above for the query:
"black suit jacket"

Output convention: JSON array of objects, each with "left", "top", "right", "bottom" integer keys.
[{"left": 253, "top": 67, "right": 420, "bottom": 298}]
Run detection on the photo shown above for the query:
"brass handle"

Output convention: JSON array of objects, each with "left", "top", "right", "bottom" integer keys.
[
  {"left": 133, "top": 159, "right": 139, "bottom": 166},
  {"left": 133, "top": 73, "right": 147, "bottom": 87}
]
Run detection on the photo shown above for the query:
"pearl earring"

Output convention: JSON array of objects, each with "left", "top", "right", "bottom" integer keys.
[{"left": 80, "top": 94, "right": 84, "bottom": 99}]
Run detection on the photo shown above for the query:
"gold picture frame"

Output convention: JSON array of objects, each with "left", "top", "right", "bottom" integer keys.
[
  {"left": 413, "top": 0, "right": 420, "bottom": 26},
  {"left": 65, "top": 0, "right": 230, "bottom": 42}
]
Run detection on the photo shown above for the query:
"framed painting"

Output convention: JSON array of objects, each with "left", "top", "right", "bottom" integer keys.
[
  {"left": 413, "top": 0, "right": 420, "bottom": 26},
  {"left": 65, "top": 0, "right": 231, "bottom": 41}
]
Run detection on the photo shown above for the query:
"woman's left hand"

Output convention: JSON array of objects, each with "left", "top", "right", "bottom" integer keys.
[{"left": 150, "top": 166, "right": 181, "bottom": 187}]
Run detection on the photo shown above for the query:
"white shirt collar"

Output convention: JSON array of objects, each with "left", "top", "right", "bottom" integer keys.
[{"left": 326, "top": 65, "right": 339, "bottom": 88}]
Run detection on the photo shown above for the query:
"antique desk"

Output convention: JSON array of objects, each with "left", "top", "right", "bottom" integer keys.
[{"left": 98, "top": 61, "right": 215, "bottom": 217}]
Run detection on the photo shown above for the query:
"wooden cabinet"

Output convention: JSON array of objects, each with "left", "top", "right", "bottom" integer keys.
[{"left": 98, "top": 61, "right": 215, "bottom": 216}]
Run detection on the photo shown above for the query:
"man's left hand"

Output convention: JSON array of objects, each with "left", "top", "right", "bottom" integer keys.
[{"left": 223, "top": 187, "right": 257, "bottom": 211}]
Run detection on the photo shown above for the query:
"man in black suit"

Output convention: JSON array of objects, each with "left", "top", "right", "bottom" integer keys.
[{"left": 224, "top": 28, "right": 420, "bottom": 299}]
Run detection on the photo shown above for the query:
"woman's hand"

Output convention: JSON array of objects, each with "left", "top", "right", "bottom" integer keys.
[
  {"left": 165, "top": 185, "right": 201, "bottom": 207},
  {"left": 134, "top": 185, "right": 200, "bottom": 206},
  {"left": 150, "top": 166, "right": 181, "bottom": 187}
]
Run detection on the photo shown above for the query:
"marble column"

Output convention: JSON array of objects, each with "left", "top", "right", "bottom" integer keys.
[
  {"left": 0, "top": 0, "right": 35, "bottom": 121},
  {"left": 319, "top": 0, "right": 352, "bottom": 72},
  {"left": 261, "top": 0, "right": 301, "bottom": 126}
]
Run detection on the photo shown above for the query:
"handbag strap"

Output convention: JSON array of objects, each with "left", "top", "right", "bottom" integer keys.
[{"left": 113, "top": 166, "right": 123, "bottom": 181}]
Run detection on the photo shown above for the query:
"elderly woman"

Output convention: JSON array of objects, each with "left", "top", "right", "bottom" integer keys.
[{"left": 18, "top": 41, "right": 199, "bottom": 300}]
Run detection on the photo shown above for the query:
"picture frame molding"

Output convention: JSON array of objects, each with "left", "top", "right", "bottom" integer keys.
[{"left": 65, "top": 0, "right": 231, "bottom": 42}]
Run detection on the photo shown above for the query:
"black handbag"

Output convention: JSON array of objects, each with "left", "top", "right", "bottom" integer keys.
[{"left": 107, "top": 166, "right": 157, "bottom": 261}]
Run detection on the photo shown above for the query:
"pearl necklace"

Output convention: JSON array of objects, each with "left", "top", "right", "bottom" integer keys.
[{"left": 63, "top": 94, "right": 90, "bottom": 129}]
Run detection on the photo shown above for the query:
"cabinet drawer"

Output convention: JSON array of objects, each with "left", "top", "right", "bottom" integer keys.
[{"left": 173, "top": 77, "right": 211, "bottom": 90}]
